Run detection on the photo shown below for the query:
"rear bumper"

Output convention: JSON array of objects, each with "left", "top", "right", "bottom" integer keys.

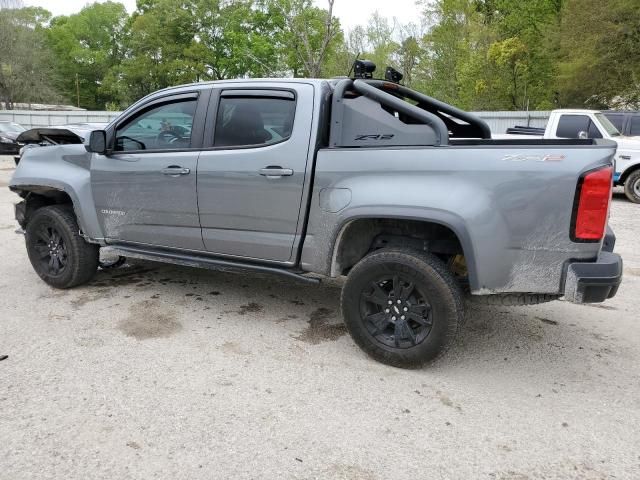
[
  {"left": 563, "top": 226, "right": 622, "bottom": 303},
  {"left": 564, "top": 251, "right": 622, "bottom": 303}
]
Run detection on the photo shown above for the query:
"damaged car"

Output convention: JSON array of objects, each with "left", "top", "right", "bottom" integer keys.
[
  {"left": 13, "top": 127, "right": 85, "bottom": 165},
  {"left": 8, "top": 63, "right": 624, "bottom": 367}
]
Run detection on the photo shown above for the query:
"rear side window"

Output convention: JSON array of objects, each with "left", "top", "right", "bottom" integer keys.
[
  {"left": 556, "top": 115, "right": 590, "bottom": 138},
  {"left": 214, "top": 95, "right": 296, "bottom": 148},
  {"left": 630, "top": 116, "right": 640, "bottom": 136}
]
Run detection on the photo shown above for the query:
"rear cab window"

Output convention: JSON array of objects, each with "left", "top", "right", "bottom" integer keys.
[{"left": 556, "top": 115, "right": 602, "bottom": 139}]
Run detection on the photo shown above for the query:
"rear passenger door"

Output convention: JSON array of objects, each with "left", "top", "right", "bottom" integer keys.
[{"left": 196, "top": 84, "right": 315, "bottom": 263}]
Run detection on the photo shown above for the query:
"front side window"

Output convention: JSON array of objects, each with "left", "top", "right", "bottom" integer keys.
[
  {"left": 605, "top": 114, "right": 624, "bottom": 132},
  {"left": 594, "top": 113, "right": 619, "bottom": 137},
  {"left": 115, "top": 99, "right": 197, "bottom": 151},
  {"left": 214, "top": 95, "right": 296, "bottom": 148}
]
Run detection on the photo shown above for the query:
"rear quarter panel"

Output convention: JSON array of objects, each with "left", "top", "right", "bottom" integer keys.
[{"left": 301, "top": 142, "right": 617, "bottom": 294}]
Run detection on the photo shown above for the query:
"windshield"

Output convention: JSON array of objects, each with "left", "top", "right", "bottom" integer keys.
[
  {"left": 0, "top": 122, "right": 26, "bottom": 133},
  {"left": 595, "top": 113, "right": 621, "bottom": 137}
]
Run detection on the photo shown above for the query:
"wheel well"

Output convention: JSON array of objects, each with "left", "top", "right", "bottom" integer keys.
[
  {"left": 619, "top": 164, "right": 640, "bottom": 185},
  {"left": 15, "top": 188, "right": 74, "bottom": 228},
  {"left": 332, "top": 218, "right": 466, "bottom": 277}
]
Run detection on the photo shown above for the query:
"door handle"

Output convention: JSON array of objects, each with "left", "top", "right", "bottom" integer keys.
[
  {"left": 161, "top": 166, "right": 191, "bottom": 176},
  {"left": 259, "top": 166, "right": 294, "bottom": 178}
]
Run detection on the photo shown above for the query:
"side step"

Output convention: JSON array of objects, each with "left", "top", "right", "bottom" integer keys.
[{"left": 108, "top": 244, "right": 321, "bottom": 285}]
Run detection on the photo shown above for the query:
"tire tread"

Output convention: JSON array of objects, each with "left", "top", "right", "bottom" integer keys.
[
  {"left": 341, "top": 248, "right": 464, "bottom": 368},
  {"left": 26, "top": 205, "right": 99, "bottom": 289},
  {"left": 624, "top": 169, "right": 640, "bottom": 204}
]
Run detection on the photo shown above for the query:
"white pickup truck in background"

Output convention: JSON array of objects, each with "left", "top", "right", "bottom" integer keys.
[{"left": 506, "top": 109, "right": 640, "bottom": 203}]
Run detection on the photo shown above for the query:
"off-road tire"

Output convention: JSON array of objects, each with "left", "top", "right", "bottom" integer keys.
[
  {"left": 624, "top": 169, "right": 640, "bottom": 204},
  {"left": 341, "top": 249, "right": 464, "bottom": 368},
  {"left": 25, "top": 205, "right": 99, "bottom": 289}
]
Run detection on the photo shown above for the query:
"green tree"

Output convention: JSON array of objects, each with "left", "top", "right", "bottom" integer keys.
[
  {"left": 488, "top": 0, "right": 560, "bottom": 109},
  {"left": 556, "top": 0, "right": 640, "bottom": 108},
  {"left": 106, "top": 0, "right": 296, "bottom": 106},
  {"left": 186, "top": 0, "right": 282, "bottom": 80},
  {"left": 47, "top": 1, "right": 128, "bottom": 110},
  {"left": 268, "top": 0, "right": 342, "bottom": 77},
  {"left": 418, "top": 0, "right": 559, "bottom": 110},
  {"left": 111, "top": 0, "right": 200, "bottom": 105},
  {"left": 395, "top": 23, "right": 425, "bottom": 87},
  {"left": 419, "top": 0, "right": 480, "bottom": 107},
  {"left": 487, "top": 36, "right": 530, "bottom": 109},
  {"left": 0, "top": 1, "right": 59, "bottom": 109}
]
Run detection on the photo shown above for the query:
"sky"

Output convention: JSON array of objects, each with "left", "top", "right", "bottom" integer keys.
[{"left": 22, "top": 0, "right": 423, "bottom": 32}]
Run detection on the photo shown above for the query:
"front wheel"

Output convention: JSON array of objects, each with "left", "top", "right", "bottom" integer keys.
[
  {"left": 341, "top": 249, "right": 464, "bottom": 368},
  {"left": 624, "top": 169, "right": 640, "bottom": 204},
  {"left": 25, "top": 205, "right": 99, "bottom": 289}
]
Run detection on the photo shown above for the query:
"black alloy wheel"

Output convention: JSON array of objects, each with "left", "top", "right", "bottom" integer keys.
[
  {"left": 360, "top": 275, "right": 433, "bottom": 349},
  {"left": 31, "top": 222, "right": 69, "bottom": 277},
  {"left": 341, "top": 249, "right": 464, "bottom": 368},
  {"left": 25, "top": 205, "right": 99, "bottom": 289}
]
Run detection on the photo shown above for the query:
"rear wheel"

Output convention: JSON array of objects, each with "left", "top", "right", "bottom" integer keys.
[
  {"left": 624, "top": 169, "right": 640, "bottom": 204},
  {"left": 25, "top": 205, "right": 99, "bottom": 289},
  {"left": 341, "top": 249, "right": 464, "bottom": 368}
]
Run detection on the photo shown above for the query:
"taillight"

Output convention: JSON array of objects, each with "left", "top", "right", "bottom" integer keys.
[{"left": 571, "top": 166, "right": 613, "bottom": 242}]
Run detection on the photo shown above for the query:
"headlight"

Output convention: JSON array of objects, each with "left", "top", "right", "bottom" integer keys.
[{"left": 0, "top": 135, "right": 13, "bottom": 143}]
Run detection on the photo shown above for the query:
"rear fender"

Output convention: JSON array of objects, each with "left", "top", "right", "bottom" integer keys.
[{"left": 328, "top": 209, "right": 478, "bottom": 288}]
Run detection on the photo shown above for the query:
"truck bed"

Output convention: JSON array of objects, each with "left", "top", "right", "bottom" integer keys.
[{"left": 302, "top": 140, "right": 617, "bottom": 295}]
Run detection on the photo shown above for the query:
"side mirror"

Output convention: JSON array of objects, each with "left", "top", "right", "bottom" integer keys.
[
  {"left": 86, "top": 130, "right": 107, "bottom": 155},
  {"left": 578, "top": 130, "right": 589, "bottom": 140}
]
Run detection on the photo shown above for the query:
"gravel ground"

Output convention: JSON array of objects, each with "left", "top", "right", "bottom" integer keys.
[{"left": 0, "top": 154, "right": 638, "bottom": 480}]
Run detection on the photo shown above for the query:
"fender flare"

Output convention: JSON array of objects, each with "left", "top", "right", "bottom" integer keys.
[
  {"left": 329, "top": 209, "right": 479, "bottom": 290},
  {"left": 11, "top": 180, "right": 103, "bottom": 241}
]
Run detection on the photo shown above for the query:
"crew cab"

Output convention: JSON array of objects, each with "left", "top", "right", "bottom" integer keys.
[
  {"left": 8, "top": 71, "right": 623, "bottom": 367},
  {"left": 507, "top": 109, "right": 640, "bottom": 203}
]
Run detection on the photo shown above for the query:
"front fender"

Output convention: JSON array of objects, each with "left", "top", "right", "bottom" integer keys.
[
  {"left": 615, "top": 148, "right": 640, "bottom": 183},
  {"left": 9, "top": 144, "right": 104, "bottom": 240}
]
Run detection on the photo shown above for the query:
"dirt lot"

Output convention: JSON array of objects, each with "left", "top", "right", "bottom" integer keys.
[{"left": 0, "top": 155, "right": 638, "bottom": 480}]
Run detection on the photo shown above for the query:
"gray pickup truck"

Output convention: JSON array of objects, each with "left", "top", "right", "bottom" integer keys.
[{"left": 9, "top": 73, "right": 623, "bottom": 367}]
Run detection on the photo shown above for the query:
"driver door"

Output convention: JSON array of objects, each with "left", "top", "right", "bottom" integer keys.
[{"left": 91, "top": 91, "right": 208, "bottom": 251}]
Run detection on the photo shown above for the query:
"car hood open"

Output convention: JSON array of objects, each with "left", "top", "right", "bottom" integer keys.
[{"left": 16, "top": 128, "right": 84, "bottom": 145}]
